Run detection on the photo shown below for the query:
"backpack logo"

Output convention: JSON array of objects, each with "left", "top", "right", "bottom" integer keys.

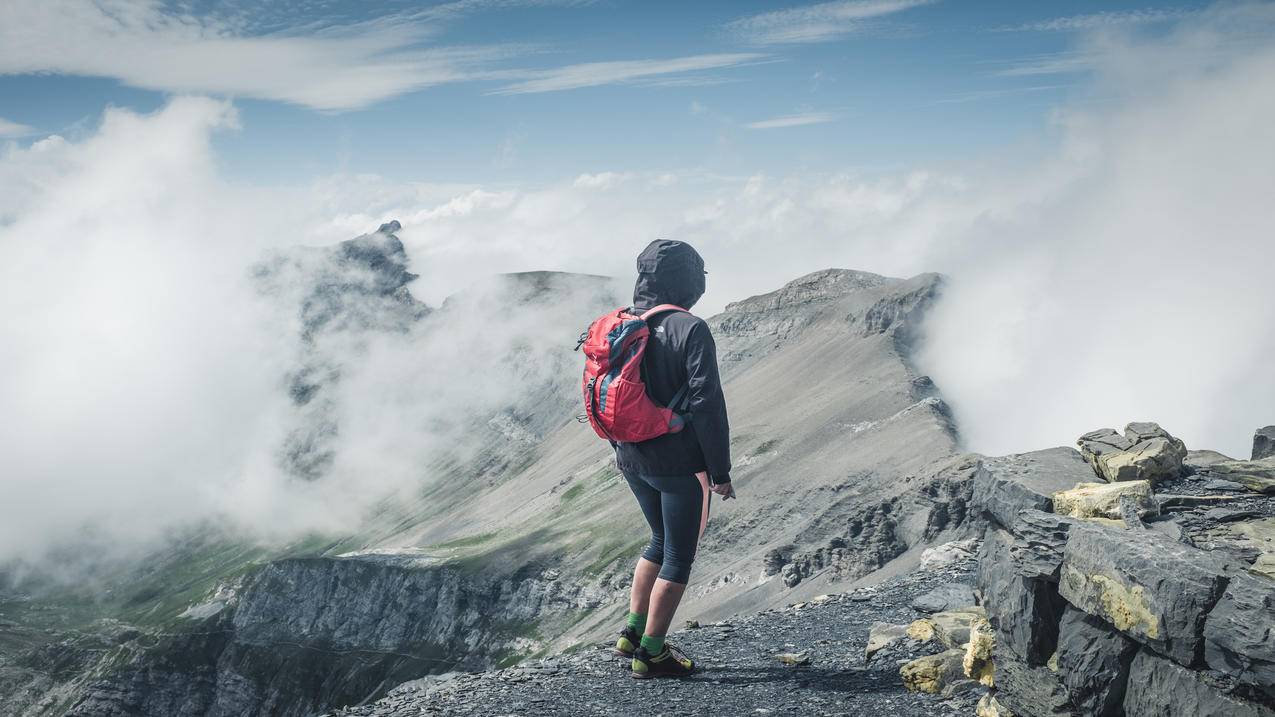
[{"left": 575, "top": 304, "right": 691, "bottom": 443}]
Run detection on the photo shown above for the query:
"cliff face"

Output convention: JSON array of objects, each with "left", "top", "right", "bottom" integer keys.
[
  {"left": 1, "top": 238, "right": 973, "bottom": 715},
  {"left": 970, "top": 423, "right": 1275, "bottom": 717}
]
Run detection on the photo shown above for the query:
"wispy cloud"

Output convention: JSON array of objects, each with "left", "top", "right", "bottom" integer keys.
[
  {"left": 491, "top": 53, "right": 765, "bottom": 94},
  {"left": 0, "top": 117, "right": 36, "bottom": 138},
  {"left": 932, "top": 84, "right": 1070, "bottom": 104},
  {"left": 996, "top": 7, "right": 1193, "bottom": 33},
  {"left": 726, "top": 0, "right": 935, "bottom": 45},
  {"left": 0, "top": 0, "right": 562, "bottom": 111},
  {"left": 746, "top": 112, "right": 837, "bottom": 129},
  {"left": 996, "top": 52, "right": 1099, "bottom": 77}
]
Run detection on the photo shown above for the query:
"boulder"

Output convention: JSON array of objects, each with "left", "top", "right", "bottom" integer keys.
[
  {"left": 1078, "top": 423, "right": 1186, "bottom": 484},
  {"left": 993, "top": 643, "right": 1077, "bottom": 717},
  {"left": 1255, "top": 426, "right": 1275, "bottom": 461},
  {"left": 864, "top": 622, "right": 909, "bottom": 663},
  {"left": 1185, "top": 449, "right": 1235, "bottom": 471},
  {"left": 964, "top": 616, "right": 996, "bottom": 687},
  {"left": 980, "top": 530, "right": 1067, "bottom": 664},
  {"left": 974, "top": 448, "right": 1096, "bottom": 528},
  {"left": 1204, "top": 458, "right": 1275, "bottom": 494},
  {"left": 920, "top": 538, "right": 979, "bottom": 569},
  {"left": 976, "top": 693, "right": 1015, "bottom": 717},
  {"left": 1053, "top": 606, "right": 1137, "bottom": 717},
  {"left": 901, "top": 648, "right": 966, "bottom": 694},
  {"left": 911, "top": 582, "right": 976, "bottom": 614},
  {"left": 1203, "top": 570, "right": 1275, "bottom": 699},
  {"left": 1123, "top": 649, "right": 1275, "bottom": 717},
  {"left": 909, "top": 607, "right": 986, "bottom": 649},
  {"left": 1008, "top": 510, "right": 1078, "bottom": 582},
  {"left": 1051, "top": 480, "right": 1156, "bottom": 521},
  {"left": 1059, "top": 522, "right": 1229, "bottom": 667}
]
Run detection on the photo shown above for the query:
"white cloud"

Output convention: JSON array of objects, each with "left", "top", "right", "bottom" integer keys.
[
  {"left": 726, "top": 0, "right": 935, "bottom": 45},
  {"left": 491, "top": 53, "right": 766, "bottom": 94},
  {"left": 0, "top": 0, "right": 543, "bottom": 111},
  {"left": 746, "top": 111, "right": 837, "bottom": 129},
  {"left": 5, "top": 2, "right": 1275, "bottom": 568},
  {"left": 0, "top": 117, "right": 36, "bottom": 138},
  {"left": 998, "top": 8, "right": 1193, "bottom": 32}
]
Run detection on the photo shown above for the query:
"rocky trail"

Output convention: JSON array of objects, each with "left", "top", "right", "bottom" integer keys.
[{"left": 329, "top": 557, "right": 983, "bottom": 717}]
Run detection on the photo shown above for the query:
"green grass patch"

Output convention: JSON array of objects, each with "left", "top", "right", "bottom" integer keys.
[
  {"left": 430, "top": 531, "right": 499, "bottom": 550},
  {"left": 560, "top": 482, "right": 587, "bottom": 503}
]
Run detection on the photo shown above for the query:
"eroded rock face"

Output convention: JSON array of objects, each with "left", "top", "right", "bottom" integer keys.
[
  {"left": 1077, "top": 423, "right": 1186, "bottom": 485},
  {"left": 1203, "top": 570, "right": 1275, "bottom": 699},
  {"left": 1009, "top": 510, "right": 1079, "bottom": 581},
  {"left": 1053, "top": 606, "right": 1137, "bottom": 717},
  {"left": 979, "top": 530, "right": 1067, "bottom": 665},
  {"left": 1254, "top": 426, "right": 1275, "bottom": 461},
  {"left": 910, "top": 582, "right": 976, "bottom": 614},
  {"left": 1058, "top": 523, "right": 1229, "bottom": 667},
  {"left": 1123, "top": 649, "right": 1275, "bottom": 717},
  {"left": 992, "top": 643, "right": 1077, "bottom": 717}
]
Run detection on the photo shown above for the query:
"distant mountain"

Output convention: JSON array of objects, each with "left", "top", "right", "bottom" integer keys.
[{"left": 0, "top": 224, "right": 980, "bottom": 717}]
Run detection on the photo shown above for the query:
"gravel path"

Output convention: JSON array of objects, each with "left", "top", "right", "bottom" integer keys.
[{"left": 328, "top": 558, "right": 979, "bottom": 717}]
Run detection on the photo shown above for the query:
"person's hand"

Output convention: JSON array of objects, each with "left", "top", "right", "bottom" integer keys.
[{"left": 711, "top": 482, "right": 736, "bottom": 500}]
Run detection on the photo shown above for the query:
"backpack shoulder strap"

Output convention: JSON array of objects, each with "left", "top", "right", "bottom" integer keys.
[{"left": 638, "top": 304, "right": 689, "bottom": 321}]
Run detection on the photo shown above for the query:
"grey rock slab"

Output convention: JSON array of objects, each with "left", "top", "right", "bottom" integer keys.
[
  {"left": 992, "top": 643, "right": 1078, "bottom": 717},
  {"left": 978, "top": 529, "right": 1067, "bottom": 664},
  {"left": 910, "top": 582, "right": 976, "bottom": 614},
  {"left": 1009, "top": 510, "right": 1079, "bottom": 581},
  {"left": 1203, "top": 570, "right": 1275, "bottom": 699},
  {"left": 1123, "top": 649, "right": 1275, "bottom": 717},
  {"left": 1205, "top": 458, "right": 1275, "bottom": 494},
  {"left": 1058, "top": 522, "right": 1230, "bottom": 667},
  {"left": 1255, "top": 426, "right": 1275, "bottom": 461},
  {"left": 1186, "top": 449, "right": 1236, "bottom": 471},
  {"left": 1053, "top": 605, "right": 1137, "bottom": 717},
  {"left": 973, "top": 447, "right": 1094, "bottom": 529}
]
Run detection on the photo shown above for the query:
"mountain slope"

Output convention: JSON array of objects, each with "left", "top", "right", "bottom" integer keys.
[{"left": 1, "top": 227, "right": 977, "bottom": 716}]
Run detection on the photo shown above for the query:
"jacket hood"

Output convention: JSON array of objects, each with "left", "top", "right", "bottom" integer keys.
[{"left": 632, "top": 239, "right": 706, "bottom": 311}]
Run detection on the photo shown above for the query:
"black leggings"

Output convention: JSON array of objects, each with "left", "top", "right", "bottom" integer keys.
[{"left": 623, "top": 469, "right": 710, "bottom": 584}]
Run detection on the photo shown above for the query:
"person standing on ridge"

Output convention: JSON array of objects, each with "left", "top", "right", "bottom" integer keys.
[{"left": 607, "top": 240, "right": 734, "bottom": 679}]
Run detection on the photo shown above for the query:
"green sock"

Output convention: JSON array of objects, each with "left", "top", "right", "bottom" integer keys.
[
  {"left": 640, "top": 634, "right": 665, "bottom": 655},
  {"left": 625, "top": 611, "right": 647, "bottom": 634}
]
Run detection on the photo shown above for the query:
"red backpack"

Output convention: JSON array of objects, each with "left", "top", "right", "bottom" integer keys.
[{"left": 576, "top": 304, "right": 690, "bottom": 443}]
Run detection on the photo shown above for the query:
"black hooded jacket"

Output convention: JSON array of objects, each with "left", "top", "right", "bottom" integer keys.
[{"left": 613, "top": 240, "right": 732, "bottom": 484}]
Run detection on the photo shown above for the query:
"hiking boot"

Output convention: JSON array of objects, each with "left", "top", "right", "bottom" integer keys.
[
  {"left": 631, "top": 644, "right": 696, "bottom": 679},
  {"left": 614, "top": 627, "right": 642, "bottom": 657}
]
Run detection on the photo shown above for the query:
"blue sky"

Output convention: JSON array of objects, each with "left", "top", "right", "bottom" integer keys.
[{"left": 0, "top": 1, "right": 1207, "bottom": 184}]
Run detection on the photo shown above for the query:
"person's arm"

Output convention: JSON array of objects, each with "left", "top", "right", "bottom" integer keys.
[{"left": 683, "top": 321, "right": 732, "bottom": 487}]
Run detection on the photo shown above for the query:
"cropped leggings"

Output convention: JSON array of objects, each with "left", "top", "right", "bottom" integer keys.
[{"left": 623, "top": 469, "right": 711, "bottom": 584}]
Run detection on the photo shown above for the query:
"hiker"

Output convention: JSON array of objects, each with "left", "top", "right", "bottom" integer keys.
[{"left": 578, "top": 239, "right": 733, "bottom": 679}]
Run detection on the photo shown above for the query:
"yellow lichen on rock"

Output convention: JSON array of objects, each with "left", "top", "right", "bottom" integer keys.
[
  {"left": 963, "top": 617, "right": 995, "bottom": 687},
  {"left": 900, "top": 648, "right": 965, "bottom": 694},
  {"left": 1052, "top": 480, "right": 1154, "bottom": 520},
  {"left": 907, "top": 618, "right": 935, "bottom": 642},
  {"left": 1087, "top": 572, "right": 1160, "bottom": 638}
]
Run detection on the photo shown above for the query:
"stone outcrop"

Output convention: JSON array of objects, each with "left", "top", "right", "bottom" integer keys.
[
  {"left": 1124, "top": 649, "right": 1273, "bottom": 717},
  {"left": 1255, "top": 426, "right": 1275, "bottom": 461},
  {"left": 972, "top": 426, "right": 1275, "bottom": 717},
  {"left": 1203, "top": 570, "right": 1275, "bottom": 698},
  {"left": 1077, "top": 423, "right": 1187, "bottom": 484},
  {"left": 1201, "top": 458, "right": 1275, "bottom": 494}
]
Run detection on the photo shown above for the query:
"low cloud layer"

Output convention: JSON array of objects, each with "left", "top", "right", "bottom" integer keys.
[{"left": 2, "top": 4, "right": 1273, "bottom": 567}]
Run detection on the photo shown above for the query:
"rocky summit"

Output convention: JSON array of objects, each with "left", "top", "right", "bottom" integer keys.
[{"left": 1, "top": 223, "right": 1271, "bottom": 717}]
